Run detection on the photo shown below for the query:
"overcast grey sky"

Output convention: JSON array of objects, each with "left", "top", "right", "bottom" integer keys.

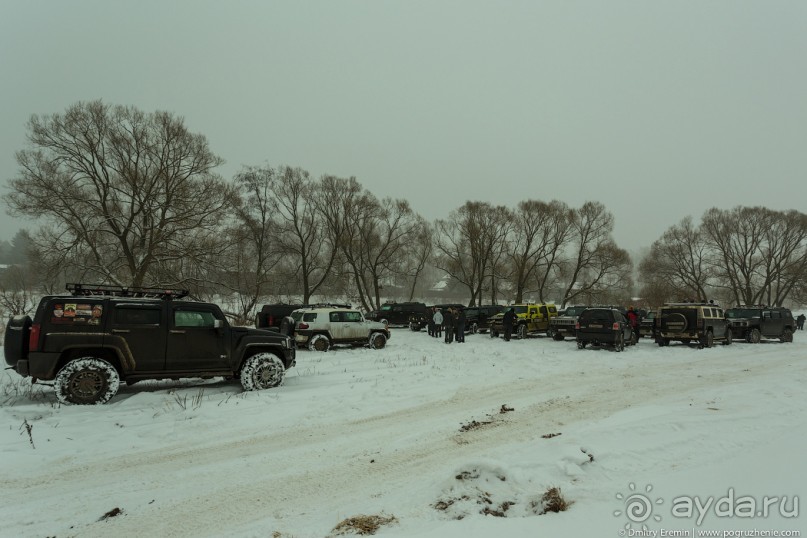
[{"left": 2, "top": 0, "right": 806, "bottom": 250}]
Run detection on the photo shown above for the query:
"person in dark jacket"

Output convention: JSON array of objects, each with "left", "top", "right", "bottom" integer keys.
[
  {"left": 443, "top": 307, "right": 455, "bottom": 343},
  {"left": 427, "top": 310, "right": 435, "bottom": 337},
  {"left": 502, "top": 308, "right": 516, "bottom": 341},
  {"left": 455, "top": 307, "right": 466, "bottom": 343},
  {"left": 797, "top": 313, "right": 806, "bottom": 330}
]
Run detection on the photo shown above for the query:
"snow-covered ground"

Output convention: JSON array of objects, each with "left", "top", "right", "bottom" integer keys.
[{"left": 2, "top": 329, "right": 805, "bottom": 538}]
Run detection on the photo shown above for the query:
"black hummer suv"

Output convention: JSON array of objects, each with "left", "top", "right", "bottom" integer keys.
[
  {"left": 654, "top": 302, "right": 732, "bottom": 348},
  {"left": 3, "top": 284, "right": 297, "bottom": 405},
  {"left": 365, "top": 302, "right": 429, "bottom": 327},
  {"left": 725, "top": 306, "right": 795, "bottom": 343}
]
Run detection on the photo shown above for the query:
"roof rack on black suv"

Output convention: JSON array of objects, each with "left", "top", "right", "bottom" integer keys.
[
  {"left": 66, "top": 283, "right": 189, "bottom": 300},
  {"left": 4, "top": 283, "right": 296, "bottom": 405}
]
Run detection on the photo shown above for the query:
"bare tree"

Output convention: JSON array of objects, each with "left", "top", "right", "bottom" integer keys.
[
  {"left": 4, "top": 100, "right": 233, "bottom": 288},
  {"left": 557, "top": 202, "right": 632, "bottom": 307},
  {"left": 434, "top": 202, "right": 513, "bottom": 306},
  {"left": 271, "top": 166, "right": 339, "bottom": 303},
  {"left": 638, "top": 217, "right": 713, "bottom": 303},
  {"left": 340, "top": 195, "right": 427, "bottom": 311},
  {"left": 702, "top": 207, "right": 807, "bottom": 306},
  {"left": 507, "top": 200, "right": 572, "bottom": 303}
]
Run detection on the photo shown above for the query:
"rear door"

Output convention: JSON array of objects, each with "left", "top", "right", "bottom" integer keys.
[
  {"left": 108, "top": 303, "right": 166, "bottom": 373},
  {"left": 166, "top": 304, "right": 229, "bottom": 371},
  {"left": 764, "top": 310, "right": 783, "bottom": 337}
]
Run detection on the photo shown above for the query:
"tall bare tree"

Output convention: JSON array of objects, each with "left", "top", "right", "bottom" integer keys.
[
  {"left": 272, "top": 166, "right": 339, "bottom": 303},
  {"left": 558, "top": 202, "right": 632, "bottom": 307},
  {"left": 4, "top": 100, "right": 232, "bottom": 288},
  {"left": 508, "top": 200, "right": 572, "bottom": 303},
  {"left": 702, "top": 207, "right": 807, "bottom": 306},
  {"left": 639, "top": 217, "right": 713, "bottom": 303},
  {"left": 434, "top": 202, "right": 512, "bottom": 306}
]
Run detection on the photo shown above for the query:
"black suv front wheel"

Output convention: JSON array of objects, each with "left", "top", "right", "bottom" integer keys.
[
  {"left": 54, "top": 357, "right": 120, "bottom": 405},
  {"left": 240, "top": 353, "right": 285, "bottom": 390}
]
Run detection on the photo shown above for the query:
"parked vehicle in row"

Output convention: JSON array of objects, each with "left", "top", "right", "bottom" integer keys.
[
  {"left": 408, "top": 303, "right": 465, "bottom": 331},
  {"left": 462, "top": 305, "right": 504, "bottom": 334},
  {"left": 654, "top": 303, "right": 732, "bottom": 348},
  {"left": 3, "top": 284, "right": 296, "bottom": 405},
  {"left": 489, "top": 303, "right": 558, "bottom": 339},
  {"left": 366, "top": 302, "right": 429, "bottom": 327},
  {"left": 639, "top": 309, "right": 657, "bottom": 338},
  {"left": 547, "top": 305, "right": 588, "bottom": 340},
  {"left": 575, "top": 307, "right": 636, "bottom": 351},
  {"left": 290, "top": 306, "right": 390, "bottom": 351},
  {"left": 256, "top": 303, "right": 351, "bottom": 330},
  {"left": 725, "top": 306, "right": 795, "bottom": 343}
]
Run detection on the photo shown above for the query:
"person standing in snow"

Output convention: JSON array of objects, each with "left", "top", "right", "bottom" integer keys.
[
  {"left": 443, "top": 307, "right": 455, "bottom": 344},
  {"left": 797, "top": 313, "right": 806, "bottom": 330},
  {"left": 455, "top": 307, "right": 466, "bottom": 343},
  {"left": 626, "top": 306, "right": 640, "bottom": 341},
  {"left": 502, "top": 307, "right": 516, "bottom": 341},
  {"left": 427, "top": 309, "right": 435, "bottom": 337},
  {"left": 432, "top": 308, "right": 443, "bottom": 338}
]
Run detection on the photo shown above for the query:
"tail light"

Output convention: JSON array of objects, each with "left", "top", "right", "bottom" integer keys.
[
  {"left": 612, "top": 322, "right": 620, "bottom": 331},
  {"left": 268, "top": 315, "right": 275, "bottom": 326},
  {"left": 575, "top": 322, "right": 580, "bottom": 329},
  {"left": 297, "top": 322, "right": 309, "bottom": 329},
  {"left": 29, "top": 323, "right": 41, "bottom": 352}
]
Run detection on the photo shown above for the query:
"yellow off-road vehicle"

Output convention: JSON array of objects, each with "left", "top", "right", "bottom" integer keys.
[{"left": 489, "top": 303, "right": 558, "bottom": 339}]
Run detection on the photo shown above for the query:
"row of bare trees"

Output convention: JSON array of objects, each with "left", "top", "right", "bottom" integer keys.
[
  {"left": 3, "top": 101, "right": 805, "bottom": 323},
  {"left": 639, "top": 207, "right": 807, "bottom": 307},
  {"left": 434, "top": 200, "right": 633, "bottom": 308}
]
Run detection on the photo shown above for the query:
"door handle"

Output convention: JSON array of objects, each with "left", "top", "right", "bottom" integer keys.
[
  {"left": 112, "top": 329, "right": 130, "bottom": 334},
  {"left": 170, "top": 330, "right": 186, "bottom": 334}
]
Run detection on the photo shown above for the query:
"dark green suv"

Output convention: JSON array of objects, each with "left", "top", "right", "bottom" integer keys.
[
  {"left": 4, "top": 284, "right": 296, "bottom": 405},
  {"left": 725, "top": 306, "right": 795, "bottom": 343}
]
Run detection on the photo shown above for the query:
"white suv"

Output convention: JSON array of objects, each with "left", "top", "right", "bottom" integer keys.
[{"left": 290, "top": 307, "right": 390, "bottom": 351}]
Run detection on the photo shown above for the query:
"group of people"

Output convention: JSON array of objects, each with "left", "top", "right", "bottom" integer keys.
[{"left": 427, "top": 306, "right": 467, "bottom": 344}]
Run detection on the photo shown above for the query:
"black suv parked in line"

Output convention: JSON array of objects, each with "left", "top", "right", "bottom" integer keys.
[
  {"left": 407, "top": 303, "right": 465, "bottom": 331},
  {"left": 4, "top": 284, "right": 297, "bottom": 405},
  {"left": 462, "top": 305, "right": 504, "bottom": 334},
  {"left": 365, "top": 302, "right": 429, "bottom": 327},
  {"left": 575, "top": 307, "right": 636, "bottom": 351},
  {"left": 725, "top": 306, "right": 795, "bottom": 343}
]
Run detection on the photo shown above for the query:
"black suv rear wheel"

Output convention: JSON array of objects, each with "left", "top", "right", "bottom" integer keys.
[{"left": 54, "top": 357, "right": 120, "bottom": 405}]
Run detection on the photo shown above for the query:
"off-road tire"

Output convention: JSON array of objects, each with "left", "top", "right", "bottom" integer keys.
[
  {"left": 3, "top": 315, "right": 31, "bottom": 367},
  {"left": 240, "top": 352, "right": 285, "bottom": 391},
  {"left": 469, "top": 322, "right": 478, "bottom": 334},
  {"left": 369, "top": 332, "right": 387, "bottom": 349},
  {"left": 781, "top": 328, "right": 793, "bottom": 343},
  {"left": 700, "top": 330, "right": 714, "bottom": 349},
  {"left": 308, "top": 334, "right": 331, "bottom": 352},
  {"left": 54, "top": 357, "right": 120, "bottom": 405},
  {"left": 747, "top": 328, "right": 761, "bottom": 344},
  {"left": 577, "top": 341, "right": 586, "bottom": 349},
  {"left": 723, "top": 329, "right": 733, "bottom": 345},
  {"left": 517, "top": 324, "right": 527, "bottom": 339}
]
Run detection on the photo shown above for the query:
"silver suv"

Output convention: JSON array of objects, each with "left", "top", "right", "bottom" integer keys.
[{"left": 290, "top": 307, "right": 390, "bottom": 352}]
